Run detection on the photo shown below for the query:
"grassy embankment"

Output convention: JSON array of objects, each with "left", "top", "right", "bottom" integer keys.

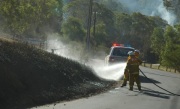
[
  {"left": 142, "top": 63, "right": 179, "bottom": 73},
  {"left": 0, "top": 37, "right": 116, "bottom": 109}
]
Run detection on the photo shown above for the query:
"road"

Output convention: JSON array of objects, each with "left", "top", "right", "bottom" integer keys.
[{"left": 31, "top": 66, "right": 180, "bottom": 109}]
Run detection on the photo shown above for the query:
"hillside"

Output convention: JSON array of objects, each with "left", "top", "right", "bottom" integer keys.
[{"left": 0, "top": 38, "right": 116, "bottom": 109}]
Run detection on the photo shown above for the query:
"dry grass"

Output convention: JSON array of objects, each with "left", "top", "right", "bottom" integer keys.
[
  {"left": 0, "top": 36, "right": 15, "bottom": 42},
  {"left": 142, "top": 63, "right": 179, "bottom": 73},
  {"left": 0, "top": 38, "right": 116, "bottom": 109}
]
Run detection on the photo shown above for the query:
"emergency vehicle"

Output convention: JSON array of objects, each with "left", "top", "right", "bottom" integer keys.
[{"left": 105, "top": 43, "right": 135, "bottom": 65}]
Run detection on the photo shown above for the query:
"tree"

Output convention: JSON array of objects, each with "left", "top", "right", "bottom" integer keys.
[
  {"left": 92, "top": 21, "right": 108, "bottom": 46},
  {"left": 151, "top": 27, "right": 165, "bottom": 62},
  {"left": 113, "top": 12, "right": 168, "bottom": 61},
  {"left": 0, "top": 0, "right": 63, "bottom": 37},
  {"left": 162, "top": 25, "right": 180, "bottom": 71},
  {"left": 61, "top": 17, "right": 86, "bottom": 41},
  {"left": 98, "top": 0, "right": 129, "bottom": 13},
  {"left": 115, "top": 13, "right": 132, "bottom": 36},
  {"left": 63, "top": 0, "right": 89, "bottom": 27},
  {"left": 92, "top": 3, "right": 116, "bottom": 47}
]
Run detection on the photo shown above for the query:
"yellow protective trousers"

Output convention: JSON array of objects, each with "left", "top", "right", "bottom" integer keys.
[
  {"left": 129, "top": 73, "right": 140, "bottom": 88},
  {"left": 124, "top": 71, "right": 129, "bottom": 81}
]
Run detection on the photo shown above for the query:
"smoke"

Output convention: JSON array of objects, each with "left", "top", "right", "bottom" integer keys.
[
  {"left": 155, "top": 2, "right": 176, "bottom": 25},
  {"left": 46, "top": 34, "right": 85, "bottom": 62},
  {"left": 118, "top": 0, "right": 176, "bottom": 25},
  {"left": 46, "top": 34, "right": 125, "bottom": 81}
]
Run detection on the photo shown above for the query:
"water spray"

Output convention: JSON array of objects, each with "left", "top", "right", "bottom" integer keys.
[{"left": 92, "top": 63, "right": 127, "bottom": 81}]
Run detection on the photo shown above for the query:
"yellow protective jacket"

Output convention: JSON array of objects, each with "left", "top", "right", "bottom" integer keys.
[{"left": 125, "top": 57, "right": 142, "bottom": 74}]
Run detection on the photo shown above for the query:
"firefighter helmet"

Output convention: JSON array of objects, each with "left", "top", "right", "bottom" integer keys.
[
  {"left": 128, "top": 51, "right": 135, "bottom": 55},
  {"left": 134, "top": 50, "right": 140, "bottom": 54}
]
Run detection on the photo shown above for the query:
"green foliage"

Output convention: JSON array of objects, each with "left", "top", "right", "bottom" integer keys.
[
  {"left": 1, "top": 0, "right": 177, "bottom": 67},
  {"left": 92, "top": 21, "right": 108, "bottom": 46},
  {"left": 61, "top": 17, "right": 86, "bottom": 41},
  {"left": 162, "top": 26, "right": 180, "bottom": 70},
  {"left": 63, "top": 1, "right": 117, "bottom": 47},
  {"left": 0, "top": 0, "right": 63, "bottom": 37},
  {"left": 115, "top": 13, "right": 132, "bottom": 32},
  {"left": 91, "top": 3, "right": 117, "bottom": 47},
  {"left": 98, "top": 0, "right": 129, "bottom": 13},
  {"left": 114, "top": 12, "right": 167, "bottom": 61},
  {"left": 151, "top": 25, "right": 180, "bottom": 71},
  {"left": 95, "top": 4, "right": 115, "bottom": 27},
  {"left": 130, "top": 12, "right": 156, "bottom": 35},
  {"left": 63, "top": 0, "right": 88, "bottom": 25},
  {"left": 151, "top": 27, "right": 165, "bottom": 61}
]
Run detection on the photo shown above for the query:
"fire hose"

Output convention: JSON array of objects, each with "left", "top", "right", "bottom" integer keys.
[{"left": 139, "top": 69, "right": 180, "bottom": 96}]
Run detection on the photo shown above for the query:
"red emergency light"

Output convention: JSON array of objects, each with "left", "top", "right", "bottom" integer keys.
[{"left": 112, "top": 43, "right": 124, "bottom": 47}]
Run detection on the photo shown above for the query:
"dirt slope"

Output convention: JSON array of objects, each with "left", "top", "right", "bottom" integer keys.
[{"left": 0, "top": 38, "right": 116, "bottom": 109}]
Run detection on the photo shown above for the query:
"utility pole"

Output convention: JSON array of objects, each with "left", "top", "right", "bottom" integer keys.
[
  {"left": 86, "top": 0, "right": 93, "bottom": 51},
  {"left": 93, "top": 11, "right": 97, "bottom": 38}
]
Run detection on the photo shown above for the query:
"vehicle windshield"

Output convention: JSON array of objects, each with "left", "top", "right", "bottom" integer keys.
[{"left": 112, "top": 48, "right": 134, "bottom": 56}]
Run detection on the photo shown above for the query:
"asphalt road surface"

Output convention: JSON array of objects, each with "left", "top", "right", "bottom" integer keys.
[{"left": 31, "top": 66, "right": 180, "bottom": 109}]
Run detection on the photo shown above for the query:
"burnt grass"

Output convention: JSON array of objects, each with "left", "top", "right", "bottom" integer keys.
[{"left": 0, "top": 38, "right": 117, "bottom": 109}]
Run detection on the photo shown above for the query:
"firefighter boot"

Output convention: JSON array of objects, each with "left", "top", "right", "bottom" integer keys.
[
  {"left": 138, "top": 85, "right": 141, "bottom": 91},
  {"left": 121, "top": 80, "right": 127, "bottom": 87}
]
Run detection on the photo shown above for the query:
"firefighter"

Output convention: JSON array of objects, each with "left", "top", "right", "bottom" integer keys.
[
  {"left": 121, "top": 50, "right": 141, "bottom": 87},
  {"left": 124, "top": 51, "right": 142, "bottom": 91},
  {"left": 121, "top": 55, "right": 130, "bottom": 87},
  {"left": 121, "top": 51, "right": 133, "bottom": 87}
]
